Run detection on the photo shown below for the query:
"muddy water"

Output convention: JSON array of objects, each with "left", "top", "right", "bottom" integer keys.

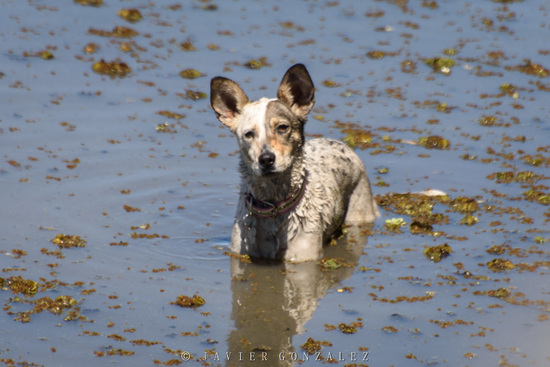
[{"left": 1, "top": 1, "right": 549, "bottom": 366}]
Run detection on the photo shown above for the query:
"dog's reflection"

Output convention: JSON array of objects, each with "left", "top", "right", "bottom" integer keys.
[{"left": 225, "top": 226, "right": 371, "bottom": 366}]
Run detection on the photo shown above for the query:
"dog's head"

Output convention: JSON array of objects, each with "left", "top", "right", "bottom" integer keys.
[{"left": 210, "top": 64, "right": 315, "bottom": 177}]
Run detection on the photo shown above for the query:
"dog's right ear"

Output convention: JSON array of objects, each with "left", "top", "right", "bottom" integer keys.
[{"left": 210, "top": 77, "right": 249, "bottom": 131}]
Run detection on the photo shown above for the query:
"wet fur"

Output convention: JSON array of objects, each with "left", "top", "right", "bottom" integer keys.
[{"left": 211, "top": 64, "right": 379, "bottom": 262}]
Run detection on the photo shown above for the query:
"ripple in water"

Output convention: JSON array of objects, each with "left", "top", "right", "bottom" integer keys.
[{"left": 149, "top": 235, "right": 231, "bottom": 261}]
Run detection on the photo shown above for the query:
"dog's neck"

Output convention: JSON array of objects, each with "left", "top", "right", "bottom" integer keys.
[{"left": 240, "top": 152, "right": 305, "bottom": 204}]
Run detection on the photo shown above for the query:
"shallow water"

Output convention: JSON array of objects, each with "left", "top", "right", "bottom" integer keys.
[{"left": 1, "top": 0, "right": 549, "bottom": 366}]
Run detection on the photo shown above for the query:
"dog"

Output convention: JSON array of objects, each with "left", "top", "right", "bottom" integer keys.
[{"left": 210, "top": 64, "right": 379, "bottom": 262}]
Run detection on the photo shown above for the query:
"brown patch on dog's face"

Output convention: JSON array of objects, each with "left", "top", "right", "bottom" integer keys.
[{"left": 263, "top": 100, "right": 304, "bottom": 173}]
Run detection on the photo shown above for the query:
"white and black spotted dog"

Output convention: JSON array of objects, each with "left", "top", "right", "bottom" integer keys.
[{"left": 210, "top": 64, "right": 379, "bottom": 262}]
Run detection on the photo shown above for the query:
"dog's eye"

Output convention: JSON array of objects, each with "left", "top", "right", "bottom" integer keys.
[
  {"left": 244, "top": 131, "right": 254, "bottom": 139},
  {"left": 277, "top": 124, "right": 290, "bottom": 134}
]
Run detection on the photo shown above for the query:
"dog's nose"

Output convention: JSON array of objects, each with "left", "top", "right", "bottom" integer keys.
[{"left": 258, "top": 152, "right": 275, "bottom": 170}]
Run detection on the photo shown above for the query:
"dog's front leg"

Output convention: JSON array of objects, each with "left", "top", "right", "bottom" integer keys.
[
  {"left": 230, "top": 216, "right": 259, "bottom": 257},
  {"left": 284, "top": 232, "right": 323, "bottom": 263}
]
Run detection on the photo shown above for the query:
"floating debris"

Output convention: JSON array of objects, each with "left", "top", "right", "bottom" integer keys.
[
  {"left": 83, "top": 42, "right": 99, "bottom": 54},
  {"left": 155, "top": 122, "right": 177, "bottom": 134},
  {"left": 506, "top": 59, "right": 549, "bottom": 78},
  {"left": 10, "top": 249, "right": 27, "bottom": 259},
  {"left": 377, "top": 193, "right": 449, "bottom": 227},
  {"left": 319, "top": 257, "right": 354, "bottom": 271},
  {"left": 117, "top": 9, "right": 142, "bottom": 23},
  {"left": 424, "top": 57, "right": 455, "bottom": 74},
  {"left": 172, "top": 294, "right": 205, "bottom": 308},
  {"left": 14, "top": 295, "right": 82, "bottom": 323},
  {"left": 7, "top": 159, "right": 21, "bottom": 168},
  {"left": 74, "top": 0, "right": 103, "bottom": 6},
  {"left": 409, "top": 220, "right": 433, "bottom": 234},
  {"left": 488, "top": 170, "right": 544, "bottom": 184},
  {"left": 534, "top": 236, "right": 547, "bottom": 244},
  {"left": 185, "top": 90, "right": 207, "bottom": 100},
  {"left": 435, "top": 102, "right": 453, "bottom": 113},
  {"left": 40, "top": 51, "right": 54, "bottom": 60},
  {"left": 34, "top": 295, "right": 78, "bottom": 316},
  {"left": 417, "top": 136, "right": 450, "bottom": 150},
  {"left": 443, "top": 48, "right": 457, "bottom": 56},
  {"left": 0, "top": 276, "right": 38, "bottom": 296},
  {"left": 301, "top": 337, "right": 322, "bottom": 354},
  {"left": 367, "top": 50, "right": 388, "bottom": 59},
  {"left": 385, "top": 217, "right": 407, "bottom": 232},
  {"left": 322, "top": 80, "right": 339, "bottom": 88},
  {"left": 415, "top": 189, "right": 447, "bottom": 197},
  {"left": 123, "top": 204, "right": 141, "bottom": 212},
  {"left": 488, "top": 288, "right": 511, "bottom": 299},
  {"left": 180, "top": 40, "right": 196, "bottom": 51},
  {"left": 499, "top": 83, "right": 520, "bottom": 98},
  {"left": 487, "top": 258, "right": 515, "bottom": 272},
  {"left": 22, "top": 50, "right": 55, "bottom": 60},
  {"left": 179, "top": 69, "right": 203, "bottom": 79},
  {"left": 156, "top": 110, "right": 186, "bottom": 119},
  {"left": 343, "top": 130, "right": 373, "bottom": 149},
  {"left": 224, "top": 252, "right": 252, "bottom": 263},
  {"left": 88, "top": 26, "right": 138, "bottom": 38},
  {"left": 449, "top": 197, "right": 479, "bottom": 214},
  {"left": 381, "top": 325, "right": 398, "bottom": 334},
  {"left": 202, "top": 3, "right": 218, "bottom": 11},
  {"left": 401, "top": 59, "right": 417, "bottom": 73},
  {"left": 339, "top": 323, "right": 357, "bottom": 334},
  {"left": 478, "top": 115, "right": 498, "bottom": 127},
  {"left": 95, "top": 347, "right": 135, "bottom": 357},
  {"left": 51, "top": 234, "right": 87, "bottom": 248},
  {"left": 459, "top": 215, "right": 478, "bottom": 226},
  {"left": 424, "top": 244, "right": 452, "bottom": 263},
  {"left": 244, "top": 57, "right": 270, "bottom": 69},
  {"left": 92, "top": 59, "right": 131, "bottom": 78}
]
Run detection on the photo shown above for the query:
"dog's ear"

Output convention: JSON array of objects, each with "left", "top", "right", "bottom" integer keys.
[
  {"left": 210, "top": 77, "right": 249, "bottom": 131},
  {"left": 277, "top": 64, "right": 315, "bottom": 121}
]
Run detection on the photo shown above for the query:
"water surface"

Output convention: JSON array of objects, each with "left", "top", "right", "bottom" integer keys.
[{"left": 1, "top": 1, "right": 549, "bottom": 366}]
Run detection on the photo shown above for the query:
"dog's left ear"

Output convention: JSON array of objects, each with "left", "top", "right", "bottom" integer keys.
[{"left": 277, "top": 64, "right": 315, "bottom": 121}]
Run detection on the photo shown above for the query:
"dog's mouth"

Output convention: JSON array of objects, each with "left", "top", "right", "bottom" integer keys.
[
  {"left": 260, "top": 168, "right": 277, "bottom": 177},
  {"left": 253, "top": 163, "right": 282, "bottom": 177}
]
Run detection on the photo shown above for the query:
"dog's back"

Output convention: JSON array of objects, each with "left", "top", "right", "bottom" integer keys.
[{"left": 301, "top": 138, "right": 379, "bottom": 235}]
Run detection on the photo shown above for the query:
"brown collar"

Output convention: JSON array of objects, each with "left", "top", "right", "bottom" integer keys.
[{"left": 245, "top": 174, "right": 307, "bottom": 218}]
